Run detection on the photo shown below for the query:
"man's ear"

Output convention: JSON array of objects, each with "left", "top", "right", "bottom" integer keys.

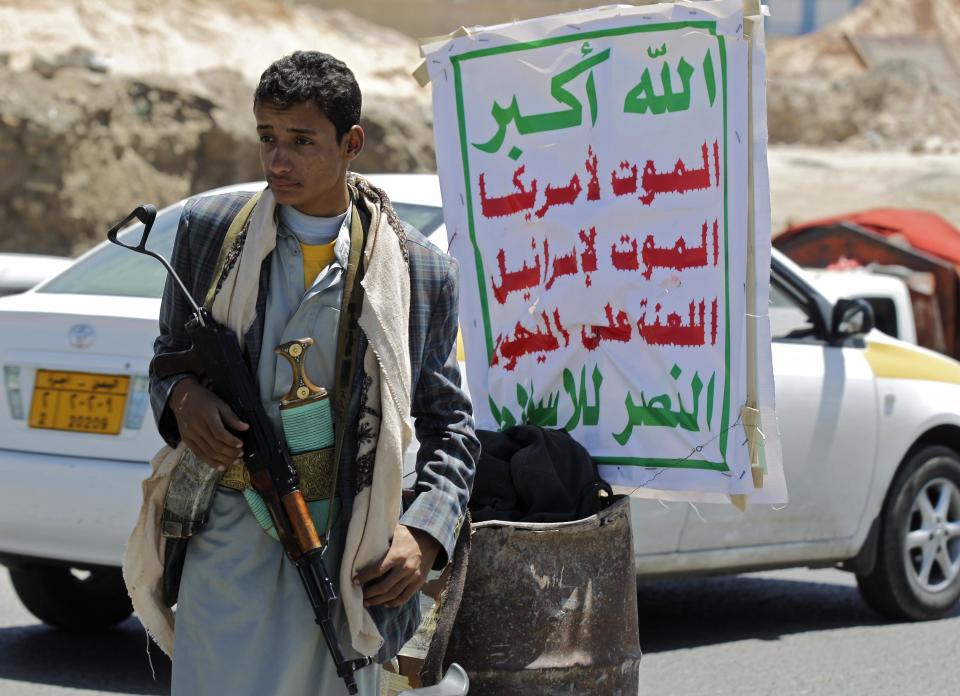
[{"left": 343, "top": 125, "right": 365, "bottom": 161}]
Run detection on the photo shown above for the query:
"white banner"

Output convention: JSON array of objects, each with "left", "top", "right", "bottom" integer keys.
[{"left": 426, "top": 0, "right": 785, "bottom": 502}]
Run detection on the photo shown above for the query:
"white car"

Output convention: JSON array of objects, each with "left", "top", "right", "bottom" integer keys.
[
  {"left": 1, "top": 176, "right": 959, "bottom": 630},
  {"left": 0, "top": 252, "right": 72, "bottom": 297}
]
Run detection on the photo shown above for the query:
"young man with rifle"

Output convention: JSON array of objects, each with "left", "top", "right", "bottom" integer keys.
[{"left": 143, "top": 51, "right": 478, "bottom": 694}]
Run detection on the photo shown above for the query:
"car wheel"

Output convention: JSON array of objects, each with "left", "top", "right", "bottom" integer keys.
[
  {"left": 856, "top": 445, "right": 960, "bottom": 620},
  {"left": 8, "top": 564, "right": 133, "bottom": 630}
]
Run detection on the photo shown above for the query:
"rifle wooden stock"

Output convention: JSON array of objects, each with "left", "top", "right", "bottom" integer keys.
[
  {"left": 249, "top": 469, "right": 303, "bottom": 559},
  {"left": 282, "top": 491, "right": 323, "bottom": 552}
]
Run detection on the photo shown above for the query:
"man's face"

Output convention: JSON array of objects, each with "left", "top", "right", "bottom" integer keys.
[{"left": 254, "top": 100, "right": 362, "bottom": 216}]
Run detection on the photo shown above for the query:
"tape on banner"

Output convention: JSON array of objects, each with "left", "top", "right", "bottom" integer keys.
[
  {"left": 740, "top": 404, "right": 766, "bottom": 489},
  {"left": 413, "top": 26, "right": 473, "bottom": 87}
]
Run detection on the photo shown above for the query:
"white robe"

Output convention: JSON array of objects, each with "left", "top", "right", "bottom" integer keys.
[{"left": 171, "top": 489, "right": 379, "bottom": 695}]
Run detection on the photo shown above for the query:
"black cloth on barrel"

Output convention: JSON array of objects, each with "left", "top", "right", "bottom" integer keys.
[{"left": 470, "top": 425, "right": 612, "bottom": 523}]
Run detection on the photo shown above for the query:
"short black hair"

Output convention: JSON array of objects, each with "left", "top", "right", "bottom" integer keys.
[{"left": 254, "top": 51, "right": 361, "bottom": 140}]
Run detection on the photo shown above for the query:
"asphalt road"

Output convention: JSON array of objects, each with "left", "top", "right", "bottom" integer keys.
[
  {"left": 0, "top": 569, "right": 168, "bottom": 695},
  {"left": 1, "top": 566, "right": 958, "bottom": 695},
  {"left": 636, "top": 567, "right": 960, "bottom": 696}
]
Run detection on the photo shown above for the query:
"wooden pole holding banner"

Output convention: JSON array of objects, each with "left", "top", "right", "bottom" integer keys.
[{"left": 739, "top": 0, "right": 767, "bottom": 501}]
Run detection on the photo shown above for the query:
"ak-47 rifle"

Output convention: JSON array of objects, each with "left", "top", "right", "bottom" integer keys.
[{"left": 107, "top": 205, "right": 372, "bottom": 694}]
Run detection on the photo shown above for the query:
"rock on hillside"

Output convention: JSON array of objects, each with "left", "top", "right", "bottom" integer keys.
[
  {"left": 767, "top": 0, "right": 960, "bottom": 79},
  {"left": 767, "top": 59, "right": 960, "bottom": 152},
  {"left": 0, "top": 0, "right": 434, "bottom": 255},
  {"left": 766, "top": 0, "right": 960, "bottom": 152}
]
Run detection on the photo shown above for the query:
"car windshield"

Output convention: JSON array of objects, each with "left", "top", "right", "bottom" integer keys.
[
  {"left": 393, "top": 202, "right": 444, "bottom": 236},
  {"left": 38, "top": 204, "right": 183, "bottom": 299},
  {"left": 37, "top": 200, "right": 446, "bottom": 299},
  {"left": 769, "top": 278, "right": 818, "bottom": 340}
]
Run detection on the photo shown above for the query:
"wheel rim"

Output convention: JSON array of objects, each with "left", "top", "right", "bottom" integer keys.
[{"left": 903, "top": 476, "right": 960, "bottom": 593}]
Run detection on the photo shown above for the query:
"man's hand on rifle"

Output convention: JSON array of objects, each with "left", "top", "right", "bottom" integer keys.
[
  {"left": 353, "top": 525, "right": 442, "bottom": 609},
  {"left": 170, "top": 376, "right": 250, "bottom": 470}
]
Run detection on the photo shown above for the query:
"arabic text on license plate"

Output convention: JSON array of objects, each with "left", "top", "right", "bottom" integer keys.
[{"left": 28, "top": 370, "right": 130, "bottom": 435}]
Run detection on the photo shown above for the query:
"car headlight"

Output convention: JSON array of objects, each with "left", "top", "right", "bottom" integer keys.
[{"left": 4, "top": 365, "right": 23, "bottom": 420}]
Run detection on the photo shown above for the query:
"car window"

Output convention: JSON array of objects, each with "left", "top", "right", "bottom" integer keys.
[
  {"left": 860, "top": 296, "right": 898, "bottom": 338},
  {"left": 770, "top": 279, "right": 818, "bottom": 340},
  {"left": 393, "top": 203, "right": 444, "bottom": 236},
  {"left": 38, "top": 205, "right": 183, "bottom": 298},
  {"left": 39, "top": 200, "right": 443, "bottom": 299}
]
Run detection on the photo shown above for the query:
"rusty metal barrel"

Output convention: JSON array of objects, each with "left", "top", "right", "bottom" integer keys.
[{"left": 443, "top": 495, "right": 641, "bottom": 695}]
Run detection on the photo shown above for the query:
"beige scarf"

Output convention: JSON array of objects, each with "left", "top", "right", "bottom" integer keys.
[
  {"left": 123, "top": 176, "right": 412, "bottom": 657},
  {"left": 122, "top": 442, "right": 185, "bottom": 655}
]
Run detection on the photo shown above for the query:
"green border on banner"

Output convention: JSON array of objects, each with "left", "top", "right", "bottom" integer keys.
[
  {"left": 594, "top": 455, "right": 730, "bottom": 472},
  {"left": 451, "top": 20, "right": 733, "bottom": 471}
]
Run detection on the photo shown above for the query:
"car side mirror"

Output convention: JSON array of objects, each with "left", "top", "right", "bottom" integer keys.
[{"left": 831, "top": 298, "right": 875, "bottom": 341}]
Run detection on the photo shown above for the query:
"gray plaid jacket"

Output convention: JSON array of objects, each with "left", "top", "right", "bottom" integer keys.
[{"left": 149, "top": 189, "right": 479, "bottom": 660}]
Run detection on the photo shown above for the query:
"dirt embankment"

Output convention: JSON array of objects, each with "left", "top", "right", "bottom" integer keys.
[
  {"left": 2, "top": 0, "right": 959, "bottom": 255},
  {"left": 766, "top": 0, "right": 960, "bottom": 153},
  {"left": 0, "top": 0, "right": 434, "bottom": 255},
  {"left": 763, "top": 0, "right": 960, "bottom": 233}
]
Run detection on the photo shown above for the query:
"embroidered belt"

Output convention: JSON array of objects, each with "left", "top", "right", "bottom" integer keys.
[{"left": 219, "top": 447, "right": 337, "bottom": 502}]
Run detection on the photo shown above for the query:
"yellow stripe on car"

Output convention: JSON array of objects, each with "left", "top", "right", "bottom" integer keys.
[{"left": 864, "top": 340, "right": 960, "bottom": 385}]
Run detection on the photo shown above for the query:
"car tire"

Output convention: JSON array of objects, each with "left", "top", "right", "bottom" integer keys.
[
  {"left": 8, "top": 564, "right": 133, "bottom": 630},
  {"left": 856, "top": 445, "right": 960, "bottom": 621}
]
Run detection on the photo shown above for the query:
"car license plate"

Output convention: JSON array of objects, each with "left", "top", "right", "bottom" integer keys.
[{"left": 28, "top": 370, "right": 130, "bottom": 435}]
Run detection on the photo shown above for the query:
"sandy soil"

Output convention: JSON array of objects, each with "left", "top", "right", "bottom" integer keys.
[{"left": 768, "top": 145, "right": 960, "bottom": 233}]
